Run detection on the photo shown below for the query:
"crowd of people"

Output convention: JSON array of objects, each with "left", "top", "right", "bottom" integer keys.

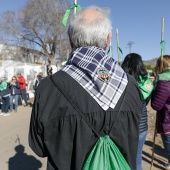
[
  {"left": 0, "top": 5, "right": 169, "bottom": 170},
  {"left": 28, "top": 6, "right": 170, "bottom": 170},
  {"left": 0, "top": 72, "right": 44, "bottom": 116}
]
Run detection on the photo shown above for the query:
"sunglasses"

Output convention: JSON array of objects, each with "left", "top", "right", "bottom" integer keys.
[{"left": 12, "top": 78, "right": 16, "bottom": 80}]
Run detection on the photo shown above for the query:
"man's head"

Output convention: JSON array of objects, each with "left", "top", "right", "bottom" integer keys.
[{"left": 68, "top": 6, "right": 112, "bottom": 50}]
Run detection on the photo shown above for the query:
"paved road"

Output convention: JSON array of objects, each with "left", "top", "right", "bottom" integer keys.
[
  {"left": 0, "top": 105, "right": 47, "bottom": 170},
  {"left": 0, "top": 104, "right": 164, "bottom": 170}
]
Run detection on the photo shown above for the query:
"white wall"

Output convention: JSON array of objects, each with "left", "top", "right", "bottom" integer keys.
[{"left": 0, "top": 61, "right": 58, "bottom": 91}]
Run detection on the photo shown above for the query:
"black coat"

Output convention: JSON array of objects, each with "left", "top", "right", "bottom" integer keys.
[{"left": 29, "top": 71, "right": 142, "bottom": 170}]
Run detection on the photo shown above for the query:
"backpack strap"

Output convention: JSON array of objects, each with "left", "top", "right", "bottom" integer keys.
[
  {"left": 108, "top": 91, "right": 125, "bottom": 135},
  {"left": 50, "top": 75, "right": 101, "bottom": 138},
  {"left": 50, "top": 74, "right": 126, "bottom": 138}
]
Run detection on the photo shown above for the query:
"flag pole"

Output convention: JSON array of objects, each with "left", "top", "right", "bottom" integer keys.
[
  {"left": 116, "top": 28, "right": 120, "bottom": 64},
  {"left": 160, "top": 17, "right": 165, "bottom": 75},
  {"left": 161, "top": 17, "right": 164, "bottom": 60},
  {"left": 150, "top": 18, "right": 164, "bottom": 170},
  {"left": 150, "top": 118, "right": 157, "bottom": 170},
  {"left": 74, "top": 0, "right": 77, "bottom": 14}
]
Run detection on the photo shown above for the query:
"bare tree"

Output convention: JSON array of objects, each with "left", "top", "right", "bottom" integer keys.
[{"left": 0, "top": 0, "right": 71, "bottom": 63}]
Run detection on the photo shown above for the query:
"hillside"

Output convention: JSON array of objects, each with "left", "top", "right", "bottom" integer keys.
[{"left": 143, "top": 58, "right": 158, "bottom": 68}]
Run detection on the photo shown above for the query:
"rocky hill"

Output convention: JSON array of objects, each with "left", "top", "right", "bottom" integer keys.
[{"left": 143, "top": 58, "right": 158, "bottom": 68}]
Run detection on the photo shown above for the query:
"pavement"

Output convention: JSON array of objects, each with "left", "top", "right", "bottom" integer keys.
[
  {"left": 0, "top": 103, "right": 164, "bottom": 170},
  {"left": 0, "top": 105, "right": 47, "bottom": 170}
]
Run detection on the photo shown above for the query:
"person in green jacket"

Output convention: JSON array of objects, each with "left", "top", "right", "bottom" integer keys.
[{"left": 0, "top": 80, "right": 11, "bottom": 116}]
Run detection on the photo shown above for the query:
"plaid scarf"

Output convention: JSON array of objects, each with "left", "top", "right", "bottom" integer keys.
[{"left": 61, "top": 46, "right": 128, "bottom": 110}]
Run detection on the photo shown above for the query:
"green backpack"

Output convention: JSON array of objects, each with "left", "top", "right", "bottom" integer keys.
[
  {"left": 81, "top": 105, "right": 131, "bottom": 170},
  {"left": 137, "top": 75, "right": 153, "bottom": 100},
  {"left": 83, "top": 135, "right": 131, "bottom": 170},
  {"left": 50, "top": 75, "right": 131, "bottom": 170}
]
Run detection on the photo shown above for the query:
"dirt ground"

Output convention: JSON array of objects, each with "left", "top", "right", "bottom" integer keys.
[{"left": 143, "top": 102, "right": 168, "bottom": 170}]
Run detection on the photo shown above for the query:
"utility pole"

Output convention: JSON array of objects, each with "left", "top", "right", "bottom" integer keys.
[{"left": 127, "top": 41, "right": 134, "bottom": 53}]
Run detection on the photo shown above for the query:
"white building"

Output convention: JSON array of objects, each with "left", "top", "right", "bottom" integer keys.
[{"left": 0, "top": 43, "right": 58, "bottom": 95}]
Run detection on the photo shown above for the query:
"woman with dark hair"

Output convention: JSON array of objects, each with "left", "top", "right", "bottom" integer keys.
[
  {"left": 122, "top": 53, "right": 150, "bottom": 170},
  {"left": 121, "top": 53, "right": 148, "bottom": 80},
  {"left": 151, "top": 55, "right": 170, "bottom": 169}
]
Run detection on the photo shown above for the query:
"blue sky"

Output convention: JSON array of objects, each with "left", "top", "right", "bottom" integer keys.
[{"left": 1, "top": 0, "right": 170, "bottom": 61}]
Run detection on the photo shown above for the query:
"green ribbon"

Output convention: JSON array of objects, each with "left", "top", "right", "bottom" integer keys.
[
  {"left": 62, "top": 4, "right": 81, "bottom": 27},
  {"left": 118, "top": 47, "right": 123, "bottom": 55},
  {"left": 117, "top": 47, "right": 123, "bottom": 60},
  {"left": 107, "top": 46, "right": 112, "bottom": 55},
  {"left": 160, "top": 40, "right": 165, "bottom": 55}
]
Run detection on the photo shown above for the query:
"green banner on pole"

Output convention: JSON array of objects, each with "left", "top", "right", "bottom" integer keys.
[
  {"left": 118, "top": 47, "right": 123, "bottom": 60},
  {"left": 160, "top": 40, "right": 165, "bottom": 55},
  {"left": 62, "top": 4, "right": 81, "bottom": 27},
  {"left": 107, "top": 46, "right": 112, "bottom": 55}
]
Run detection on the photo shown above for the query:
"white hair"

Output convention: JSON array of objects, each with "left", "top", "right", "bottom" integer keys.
[{"left": 68, "top": 6, "right": 112, "bottom": 49}]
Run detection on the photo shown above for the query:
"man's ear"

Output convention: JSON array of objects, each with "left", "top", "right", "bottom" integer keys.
[{"left": 104, "top": 32, "right": 112, "bottom": 50}]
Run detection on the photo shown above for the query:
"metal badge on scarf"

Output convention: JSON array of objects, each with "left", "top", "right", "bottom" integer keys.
[{"left": 97, "top": 67, "right": 110, "bottom": 82}]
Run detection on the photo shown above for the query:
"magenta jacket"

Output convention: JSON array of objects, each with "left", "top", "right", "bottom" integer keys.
[{"left": 151, "top": 69, "right": 170, "bottom": 134}]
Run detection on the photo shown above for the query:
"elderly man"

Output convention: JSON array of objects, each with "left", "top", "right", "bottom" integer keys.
[{"left": 29, "top": 6, "right": 142, "bottom": 170}]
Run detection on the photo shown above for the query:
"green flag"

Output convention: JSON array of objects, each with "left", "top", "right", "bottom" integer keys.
[
  {"left": 117, "top": 47, "right": 123, "bottom": 61},
  {"left": 107, "top": 46, "right": 112, "bottom": 55},
  {"left": 62, "top": 4, "right": 81, "bottom": 27},
  {"left": 160, "top": 40, "right": 165, "bottom": 54}
]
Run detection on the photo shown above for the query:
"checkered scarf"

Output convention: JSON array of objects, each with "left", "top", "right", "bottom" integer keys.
[{"left": 61, "top": 46, "right": 128, "bottom": 110}]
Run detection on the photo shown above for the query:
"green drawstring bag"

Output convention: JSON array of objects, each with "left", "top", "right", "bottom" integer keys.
[
  {"left": 137, "top": 75, "right": 153, "bottom": 100},
  {"left": 83, "top": 135, "right": 131, "bottom": 170}
]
